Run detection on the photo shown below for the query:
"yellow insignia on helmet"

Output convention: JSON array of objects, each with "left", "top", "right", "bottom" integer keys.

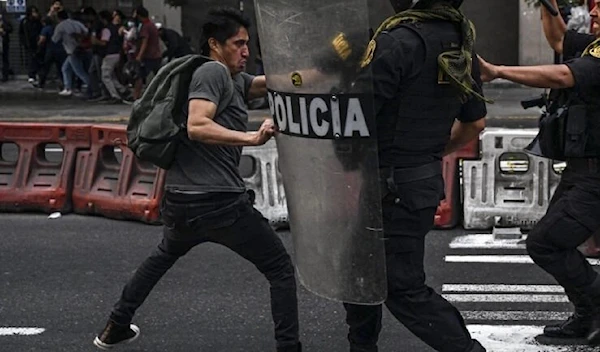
[
  {"left": 332, "top": 33, "right": 352, "bottom": 61},
  {"left": 360, "top": 39, "right": 377, "bottom": 68}
]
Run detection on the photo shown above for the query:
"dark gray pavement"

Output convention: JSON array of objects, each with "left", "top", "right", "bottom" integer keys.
[{"left": 1, "top": 213, "right": 597, "bottom": 352}]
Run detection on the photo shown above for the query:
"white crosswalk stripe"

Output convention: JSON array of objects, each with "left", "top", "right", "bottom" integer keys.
[
  {"left": 446, "top": 234, "right": 595, "bottom": 350},
  {"left": 443, "top": 284, "right": 565, "bottom": 293},
  {"left": 0, "top": 328, "right": 45, "bottom": 336},
  {"left": 445, "top": 254, "right": 600, "bottom": 265},
  {"left": 467, "top": 325, "right": 580, "bottom": 352}
]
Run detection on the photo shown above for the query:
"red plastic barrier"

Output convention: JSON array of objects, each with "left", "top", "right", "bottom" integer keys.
[
  {"left": 72, "top": 125, "right": 165, "bottom": 224},
  {"left": 0, "top": 123, "right": 91, "bottom": 213},
  {"left": 434, "top": 138, "right": 479, "bottom": 229}
]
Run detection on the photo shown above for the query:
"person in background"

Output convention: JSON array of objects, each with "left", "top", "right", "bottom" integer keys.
[
  {"left": 36, "top": 15, "right": 66, "bottom": 90},
  {"left": 95, "top": 10, "right": 129, "bottom": 104},
  {"left": 0, "top": 9, "right": 13, "bottom": 82},
  {"left": 19, "top": 5, "right": 42, "bottom": 84},
  {"left": 132, "top": 6, "right": 162, "bottom": 99},
  {"left": 52, "top": 10, "right": 90, "bottom": 97},
  {"left": 157, "top": 23, "right": 193, "bottom": 62}
]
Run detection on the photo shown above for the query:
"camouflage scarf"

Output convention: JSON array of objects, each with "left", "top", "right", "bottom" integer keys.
[{"left": 362, "top": 3, "right": 491, "bottom": 103}]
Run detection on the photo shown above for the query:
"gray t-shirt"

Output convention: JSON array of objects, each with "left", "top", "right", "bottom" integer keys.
[
  {"left": 52, "top": 18, "right": 88, "bottom": 55},
  {"left": 165, "top": 61, "right": 255, "bottom": 193}
]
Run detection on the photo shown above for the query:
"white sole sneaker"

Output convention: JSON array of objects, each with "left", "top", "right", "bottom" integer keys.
[{"left": 93, "top": 324, "right": 140, "bottom": 350}]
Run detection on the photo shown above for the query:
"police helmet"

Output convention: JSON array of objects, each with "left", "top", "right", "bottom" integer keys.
[{"left": 389, "top": 0, "right": 463, "bottom": 12}]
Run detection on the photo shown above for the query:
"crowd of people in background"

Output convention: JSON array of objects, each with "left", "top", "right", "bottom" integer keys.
[{"left": 0, "top": 0, "right": 194, "bottom": 104}]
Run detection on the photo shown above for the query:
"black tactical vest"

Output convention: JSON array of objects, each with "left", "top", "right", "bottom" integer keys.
[
  {"left": 105, "top": 24, "right": 122, "bottom": 56},
  {"left": 540, "top": 82, "right": 600, "bottom": 159},
  {"left": 567, "top": 89, "right": 600, "bottom": 158},
  {"left": 377, "top": 21, "right": 466, "bottom": 168}
]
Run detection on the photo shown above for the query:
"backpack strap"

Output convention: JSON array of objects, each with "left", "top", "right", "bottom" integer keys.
[{"left": 214, "top": 61, "right": 235, "bottom": 118}]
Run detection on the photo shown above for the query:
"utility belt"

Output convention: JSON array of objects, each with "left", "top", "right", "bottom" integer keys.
[
  {"left": 538, "top": 91, "right": 591, "bottom": 161},
  {"left": 381, "top": 161, "right": 442, "bottom": 193}
]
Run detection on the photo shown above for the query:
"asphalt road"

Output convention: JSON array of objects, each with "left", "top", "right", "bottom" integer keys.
[{"left": 1, "top": 213, "right": 598, "bottom": 352}]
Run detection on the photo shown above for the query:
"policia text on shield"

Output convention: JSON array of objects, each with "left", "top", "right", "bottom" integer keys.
[
  {"left": 256, "top": 0, "right": 487, "bottom": 351},
  {"left": 479, "top": 0, "right": 600, "bottom": 346}
]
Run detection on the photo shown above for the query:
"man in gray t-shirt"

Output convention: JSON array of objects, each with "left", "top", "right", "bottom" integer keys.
[
  {"left": 93, "top": 7, "right": 302, "bottom": 352},
  {"left": 165, "top": 60, "right": 255, "bottom": 193}
]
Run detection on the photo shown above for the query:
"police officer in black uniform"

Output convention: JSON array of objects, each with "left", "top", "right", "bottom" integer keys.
[
  {"left": 479, "top": 0, "right": 600, "bottom": 345},
  {"left": 343, "top": 1, "right": 488, "bottom": 351}
]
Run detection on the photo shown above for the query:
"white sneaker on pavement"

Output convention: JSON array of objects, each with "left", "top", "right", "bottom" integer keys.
[{"left": 58, "top": 89, "right": 72, "bottom": 97}]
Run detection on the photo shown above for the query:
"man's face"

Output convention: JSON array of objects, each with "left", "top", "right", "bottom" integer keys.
[
  {"left": 32, "top": 9, "right": 39, "bottom": 19},
  {"left": 591, "top": 0, "right": 600, "bottom": 37},
  {"left": 213, "top": 27, "right": 250, "bottom": 75}
]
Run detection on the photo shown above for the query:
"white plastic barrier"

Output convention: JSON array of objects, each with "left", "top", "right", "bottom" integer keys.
[
  {"left": 241, "top": 139, "right": 288, "bottom": 227},
  {"left": 462, "top": 128, "right": 563, "bottom": 230}
]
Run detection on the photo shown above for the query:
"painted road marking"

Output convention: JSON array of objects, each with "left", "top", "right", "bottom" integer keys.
[
  {"left": 467, "top": 325, "right": 583, "bottom": 352},
  {"left": 0, "top": 328, "right": 45, "bottom": 336},
  {"left": 463, "top": 311, "right": 571, "bottom": 321},
  {"left": 443, "top": 294, "right": 568, "bottom": 303},
  {"left": 442, "top": 284, "right": 564, "bottom": 293},
  {"left": 445, "top": 255, "right": 600, "bottom": 265},
  {"left": 450, "top": 234, "right": 526, "bottom": 249}
]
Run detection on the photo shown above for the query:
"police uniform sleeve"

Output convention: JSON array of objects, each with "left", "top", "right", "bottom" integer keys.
[
  {"left": 563, "top": 30, "right": 596, "bottom": 61},
  {"left": 457, "top": 52, "right": 487, "bottom": 123},
  {"left": 565, "top": 56, "right": 600, "bottom": 93},
  {"left": 188, "top": 62, "right": 230, "bottom": 106},
  {"left": 370, "top": 28, "right": 426, "bottom": 113}
]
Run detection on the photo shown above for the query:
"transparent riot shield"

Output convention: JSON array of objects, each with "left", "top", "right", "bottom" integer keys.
[{"left": 254, "top": 0, "right": 390, "bottom": 304}]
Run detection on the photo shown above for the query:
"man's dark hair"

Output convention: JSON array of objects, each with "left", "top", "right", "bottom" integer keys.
[
  {"left": 99, "top": 10, "right": 112, "bottom": 23},
  {"left": 113, "top": 10, "right": 126, "bottom": 20},
  {"left": 200, "top": 7, "right": 250, "bottom": 54},
  {"left": 135, "top": 6, "right": 149, "bottom": 19},
  {"left": 56, "top": 10, "right": 68, "bottom": 20}
]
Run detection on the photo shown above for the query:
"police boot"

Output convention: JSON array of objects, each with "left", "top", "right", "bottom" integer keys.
[
  {"left": 466, "top": 339, "right": 486, "bottom": 352},
  {"left": 544, "top": 289, "right": 593, "bottom": 338},
  {"left": 350, "top": 345, "right": 377, "bottom": 352},
  {"left": 277, "top": 342, "right": 302, "bottom": 352},
  {"left": 586, "top": 278, "right": 600, "bottom": 345}
]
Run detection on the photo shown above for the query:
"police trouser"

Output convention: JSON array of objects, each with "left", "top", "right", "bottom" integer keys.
[
  {"left": 527, "top": 160, "right": 600, "bottom": 305},
  {"left": 110, "top": 191, "right": 300, "bottom": 349},
  {"left": 344, "top": 178, "right": 475, "bottom": 352}
]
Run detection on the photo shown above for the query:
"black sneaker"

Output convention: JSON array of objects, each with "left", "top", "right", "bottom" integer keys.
[{"left": 93, "top": 320, "right": 140, "bottom": 350}]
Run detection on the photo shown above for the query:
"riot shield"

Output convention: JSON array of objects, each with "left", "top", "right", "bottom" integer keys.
[{"left": 254, "top": 0, "right": 391, "bottom": 304}]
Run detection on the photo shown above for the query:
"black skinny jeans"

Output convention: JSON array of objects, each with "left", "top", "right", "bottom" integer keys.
[{"left": 110, "top": 191, "right": 299, "bottom": 348}]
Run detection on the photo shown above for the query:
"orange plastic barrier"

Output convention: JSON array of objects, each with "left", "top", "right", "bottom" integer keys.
[
  {"left": 72, "top": 125, "right": 165, "bottom": 224},
  {"left": 434, "top": 138, "right": 479, "bottom": 229},
  {"left": 0, "top": 123, "right": 91, "bottom": 213}
]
